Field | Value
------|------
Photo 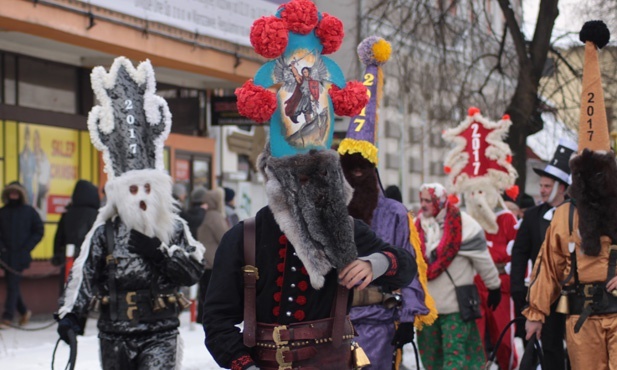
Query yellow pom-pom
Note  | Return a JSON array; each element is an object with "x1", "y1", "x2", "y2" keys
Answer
[{"x1": 372, "y1": 39, "x2": 391, "y2": 63}]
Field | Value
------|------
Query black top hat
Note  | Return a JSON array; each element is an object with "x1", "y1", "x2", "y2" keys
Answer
[{"x1": 533, "y1": 138, "x2": 577, "y2": 185}]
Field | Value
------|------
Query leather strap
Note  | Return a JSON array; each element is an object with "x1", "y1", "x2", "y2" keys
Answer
[
  {"x1": 105, "y1": 220, "x2": 118, "y2": 321},
  {"x1": 331, "y1": 284, "x2": 349, "y2": 348},
  {"x1": 256, "y1": 346, "x2": 318, "y2": 363},
  {"x1": 243, "y1": 217, "x2": 257, "y2": 347}
]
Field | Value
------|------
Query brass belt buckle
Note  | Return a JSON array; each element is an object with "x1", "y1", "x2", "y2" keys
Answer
[
  {"x1": 126, "y1": 291, "x2": 137, "y2": 320},
  {"x1": 272, "y1": 325, "x2": 288, "y2": 346},
  {"x1": 275, "y1": 346, "x2": 292, "y2": 369},
  {"x1": 583, "y1": 285, "x2": 594, "y2": 298}
]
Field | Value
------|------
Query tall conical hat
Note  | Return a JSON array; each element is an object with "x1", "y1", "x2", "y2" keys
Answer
[
  {"x1": 338, "y1": 36, "x2": 391, "y2": 164},
  {"x1": 578, "y1": 20, "x2": 611, "y2": 153}
]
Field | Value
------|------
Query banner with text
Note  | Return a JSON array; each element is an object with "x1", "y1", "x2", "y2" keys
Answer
[{"x1": 78, "y1": 0, "x2": 282, "y2": 46}]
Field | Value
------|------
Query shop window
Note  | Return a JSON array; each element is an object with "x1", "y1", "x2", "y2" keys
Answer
[{"x1": 18, "y1": 56, "x2": 76, "y2": 114}]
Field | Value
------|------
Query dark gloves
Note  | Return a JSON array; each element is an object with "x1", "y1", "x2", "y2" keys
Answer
[
  {"x1": 487, "y1": 288, "x2": 502, "y2": 311},
  {"x1": 128, "y1": 230, "x2": 164, "y2": 262},
  {"x1": 511, "y1": 290, "x2": 528, "y2": 338},
  {"x1": 57, "y1": 314, "x2": 80, "y2": 344},
  {"x1": 391, "y1": 322, "x2": 415, "y2": 349}
]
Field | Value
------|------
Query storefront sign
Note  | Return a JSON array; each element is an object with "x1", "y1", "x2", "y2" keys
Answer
[
  {"x1": 211, "y1": 96, "x2": 256, "y2": 126},
  {"x1": 78, "y1": 0, "x2": 281, "y2": 46}
]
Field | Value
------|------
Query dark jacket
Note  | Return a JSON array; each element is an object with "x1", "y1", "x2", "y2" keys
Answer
[
  {"x1": 203, "y1": 206, "x2": 416, "y2": 368},
  {"x1": 53, "y1": 180, "x2": 100, "y2": 264},
  {"x1": 0, "y1": 182, "x2": 44, "y2": 271},
  {"x1": 180, "y1": 206, "x2": 206, "y2": 240}
]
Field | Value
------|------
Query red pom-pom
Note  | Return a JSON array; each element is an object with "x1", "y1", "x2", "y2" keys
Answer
[
  {"x1": 235, "y1": 80, "x2": 277, "y2": 123},
  {"x1": 468, "y1": 107, "x2": 480, "y2": 116},
  {"x1": 278, "y1": 234, "x2": 288, "y2": 245},
  {"x1": 280, "y1": 0, "x2": 318, "y2": 35},
  {"x1": 273, "y1": 307, "x2": 280, "y2": 317},
  {"x1": 276, "y1": 276, "x2": 284, "y2": 287},
  {"x1": 502, "y1": 114, "x2": 510, "y2": 121},
  {"x1": 296, "y1": 296, "x2": 307, "y2": 305},
  {"x1": 506, "y1": 155, "x2": 512, "y2": 164},
  {"x1": 273, "y1": 292, "x2": 281, "y2": 302},
  {"x1": 300, "y1": 267, "x2": 308, "y2": 275},
  {"x1": 298, "y1": 281, "x2": 308, "y2": 291},
  {"x1": 315, "y1": 13, "x2": 344, "y2": 54},
  {"x1": 278, "y1": 248, "x2": 286, "y2": 259},
  {"x1": 294, "y1": 310, "x2": 306, "y2": 321},
  {"x1": 444, "y1": 166, "x2": 451, "y2": 174},
  {"x1": 447, "y1": 194, "x2": 459, "y2": 206},
  {"x1": 277, "y1": 262, "x2": 285, "y2": 273},
  {"x1": 250, "y1": 16, "x2": 289, "y2": 58},
  {"x1": 329, "y1": 81, "x2": 369, "y2": 117},
  {"x1": 506, "y1": 185, "x2": 519, "y2": 201}
]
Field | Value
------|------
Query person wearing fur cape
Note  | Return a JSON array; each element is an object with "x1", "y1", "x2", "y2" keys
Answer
[
  {"x1": 202, "y1": 2, "x2": 416, "y2": 369},
  {"x1": 55, "y1": 57, "x2": 205, "y2": 369},
  {"x1": 338, "y1": 36, "x2": 437, "y2": 370},
  {"x1": 524, "y1": 21, "x2": 617, "y2": 369}
]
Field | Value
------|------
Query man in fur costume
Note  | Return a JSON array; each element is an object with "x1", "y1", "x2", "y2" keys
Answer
[
  {"x1": 55, "y1": 57, "x2": 205, "y2": 369},
  {"x1": 442, "y1": 108, "x2": 519, "y2": 369},
  {"x1": 415, "y1": 183, "x2": 501, "y2": 369},
  {"x1": 203, "y1": 2, "x2": 416, "y2": 369},
  {"x1": 524, "y1": 21, "x2": 617, "y2": 369},
  {"x1": 338, "y1": 36, "x2": 436, "y2": 370}
]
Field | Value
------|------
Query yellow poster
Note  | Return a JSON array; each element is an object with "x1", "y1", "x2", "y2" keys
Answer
[{"x1": 18, "y1": 123, "x2": 80, "y2": 222}]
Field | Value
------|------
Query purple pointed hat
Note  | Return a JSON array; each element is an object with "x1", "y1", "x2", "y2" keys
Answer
[{"x1": 338, "y1": 36, "x2": 391, "y2": 164}]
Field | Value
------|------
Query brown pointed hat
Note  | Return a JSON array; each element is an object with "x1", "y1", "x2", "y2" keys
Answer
[{"x1": 578, "y1": 20, "x2": 611, "y2": 153}]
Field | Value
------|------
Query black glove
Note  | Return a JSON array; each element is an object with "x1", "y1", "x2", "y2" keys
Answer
[
  {"x1": 511, "y1": 290, "x2": 527, "y2": 338},
  {"x1": 57, "y1": 314, "x2": 80, "y2": 344},
  {"x1": 487, "y1": 288, "x2": 502, "y2": 311},
  {"x1": 128, "y1": 230, "x2": 164, "y2": 261},
  {"x1": 391, "y1": 322, "x2": 415, "y2": 349}
]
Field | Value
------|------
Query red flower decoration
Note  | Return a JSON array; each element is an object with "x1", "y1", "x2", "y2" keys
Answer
[
  {"x1": 277, "y1": 262, "x2": 285, "y2": 273},
  {"x1": 250, "y1": 16, "x2": 289, "y2": 58},
  {"x1": 273, "y1": 306, "x2": 280, "y2": 317},
  {"x1": 506, "y1": 155, "x2": 512, "y2": 164},
  {"x1": 278, "y1": 248, "x2": 287, "y2": 259},
  {"x1": 300, "y1": 267, "x2": 308, "y2": 275},
  {"x1": 506, "y1": 185, "x2": 519, "y2": 201},
  {"x1": 278, "y1": 235, "x2": 288, "y2": 245},
  {"x1": 293, "y1": 310, "x2": 306, "y2": 321},
  {"x1": 280, "y1": 0, "x2": 318, "y2": 35},
  {"x1": 273, "y1": 292, "x2": 281, "y2": 302},
  {"x1": 315, "y1": 13, "x2": 344, "y2": 54},
  {"x1": 276, "y1": 276, "x2": 284, "y2": 287},
  {"x1": 502, "y1": 114, "x2": 510, "y2": 120},
  {"x1": 298, "y1": 281, "x2": 308, "y2": 291},
  {"x1": 468, "y1": 106, "x2": 480, "y2": 116},
  {"x1": 296, "y1": 296, "x2": 307, "y2": 305},
  {"x1": 444, "y1": 165, "x2": 451, "y2": 174},
  {"x1": 235, "y1": 79, "x2": 277, "y2": 123},
  {"x1": 329, "y1": 81, "x2": 369, "y2": 117}
]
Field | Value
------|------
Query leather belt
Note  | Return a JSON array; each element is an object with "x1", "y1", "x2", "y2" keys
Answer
[
  {"x1": 568, "y1": 283, "x2": 617, "y2": 316},
  {"x1": 256, "y1": 317, "x2": 354, "y2": 343}
]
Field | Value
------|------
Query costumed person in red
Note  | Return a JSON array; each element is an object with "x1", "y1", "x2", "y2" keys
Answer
[
  {"x1": 202, "y1": 1, "x2": 417, "y2": 369},
  {"x1": 338, "y1": 36, "x2": 437, "y2": 370},
  {"x1": 442, "y1": 108, "x2": 519, "y2": 369},
  {"x1": 416, "y1": 183, "x2": 501, "y2": 369},
  {"x1": 524, "y1": 21, "x2": 617, "y2": 369}
]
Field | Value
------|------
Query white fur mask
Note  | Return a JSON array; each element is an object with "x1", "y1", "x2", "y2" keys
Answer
[{"x1": 101, "y1": 169, "x2": 176, "y2": 245}]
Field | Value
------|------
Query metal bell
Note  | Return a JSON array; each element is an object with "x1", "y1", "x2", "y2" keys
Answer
[
  {"x1": 101, "y1": 296, "x2": 110, "y2": 305},
  {"x1": 167, "y1": 295, "x2": 177, "y2": 304},
  {"x1": 556, "y1": 292, "x2": 569, "y2": 315},
  {"x1": 152, "y1": 296, "x2": 167, "y2": 312},
  {"x1": 351, "y1": 341, "x2": 371, "y2": 369},
  {"x1": 176, "y1": 292, "x2": 192, "y2": 309}
]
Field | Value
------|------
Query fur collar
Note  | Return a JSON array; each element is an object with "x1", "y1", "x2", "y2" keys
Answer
[{"x1": 259, "y1": 147, "x2": 356, "y2": 289}]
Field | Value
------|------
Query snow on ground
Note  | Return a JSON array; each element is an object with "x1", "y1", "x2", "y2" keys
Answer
[{"x1": 0, "y1": 312, "x2": 524, "y2": 369}]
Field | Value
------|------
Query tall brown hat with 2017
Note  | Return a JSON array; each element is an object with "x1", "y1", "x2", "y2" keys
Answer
[{"x1": 578, "y1": 20, "x2": 611, "y2": 153}]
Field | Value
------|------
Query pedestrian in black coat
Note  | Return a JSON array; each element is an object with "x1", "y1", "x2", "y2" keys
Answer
[
  {"x1": 52, "y1": 180, "x2": 101, "y2": 293},
  {"x1": 0, "y1": 181, "x2": 44, "y2": 325}
]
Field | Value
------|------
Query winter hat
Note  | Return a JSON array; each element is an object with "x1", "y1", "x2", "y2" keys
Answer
[
  {"x1": 224, "y1": 187, "x2": 235, "y2": 203},
  {"x1": 235, "y1": 0, "x2": 369, "y2": 158},
  {"x1": 338, "y1": 36, "x2": 391, "y2": 164},
  {"x1": 172, "y1": 183, "x2": 187, "y2": 200},
  {"x1": 532, "y1": 138, "x2": 577, "y2": 185},
  {"x1": 190, "y1": 186, "x2": 208, "y2": 205},
  {"x1": 578, "y1": 20, "x2": 611, "y2": 153},
  {"x1": 442, "y1": 107, "x2": 518, "y2": 198}
]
